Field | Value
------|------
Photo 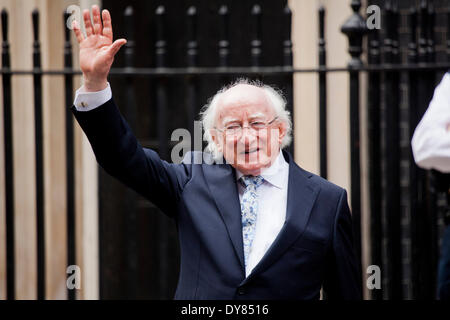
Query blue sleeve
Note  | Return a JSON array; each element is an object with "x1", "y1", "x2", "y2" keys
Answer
[{"x1": 71, "y1": 98, "x2": 191, "y2": 217}]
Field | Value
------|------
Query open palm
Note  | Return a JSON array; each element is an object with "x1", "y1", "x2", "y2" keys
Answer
[{"x1": 73, "y1": 5, "x2": 126, "y2": 91}]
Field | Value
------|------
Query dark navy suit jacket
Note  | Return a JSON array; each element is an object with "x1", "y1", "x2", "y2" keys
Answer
[{"x1": 72, "y1": 98, "x2": 362, "y2": 300}]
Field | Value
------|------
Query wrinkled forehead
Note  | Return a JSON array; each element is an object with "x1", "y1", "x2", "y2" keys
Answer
[{"x1": 215, "y1": 84, "x2": 274, "y2": 123}]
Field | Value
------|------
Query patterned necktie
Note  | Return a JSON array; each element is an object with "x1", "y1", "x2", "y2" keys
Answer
[{"x1": 240, "y1": 175, "x2": 264, "y2": 267}]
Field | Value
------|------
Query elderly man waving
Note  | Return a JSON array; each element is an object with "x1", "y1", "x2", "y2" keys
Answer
[{"x1": 71, "y1": 5, "x2": 361, "y2": 300}]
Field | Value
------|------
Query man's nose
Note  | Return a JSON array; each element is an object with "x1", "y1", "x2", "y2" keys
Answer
[{"x1": 239, "y1": 127, "x2": 257, "y2": 144}]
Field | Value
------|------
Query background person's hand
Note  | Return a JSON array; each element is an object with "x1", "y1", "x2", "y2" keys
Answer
[{"x1": 73, "y1": 5, "x2": 126, "y2": 92}]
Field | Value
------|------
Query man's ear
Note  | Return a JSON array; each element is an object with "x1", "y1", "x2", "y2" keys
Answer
[{"x1": 277, "y1": 122, "x2": 287, "y2": 144}]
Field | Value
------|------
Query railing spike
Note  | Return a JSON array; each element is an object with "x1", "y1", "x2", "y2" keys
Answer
[{"x1": 218, "y1": 5, "x2": 229, "y2": 67}]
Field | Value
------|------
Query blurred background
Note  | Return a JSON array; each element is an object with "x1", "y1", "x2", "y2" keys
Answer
[{"x1": 0, "y1": 0, "x2": 449, "y2": 300}]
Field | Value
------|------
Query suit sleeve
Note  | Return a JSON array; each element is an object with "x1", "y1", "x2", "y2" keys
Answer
[
  {"x1": 323, "y1": 189, "x2": 362, "y2": 300},
  {"x1": 71, "y1": 98, "x2": 191, "y2": 217}
]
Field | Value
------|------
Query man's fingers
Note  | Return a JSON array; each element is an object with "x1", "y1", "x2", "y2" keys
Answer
[
  {"x1": 83, "y1": 9, "x2": 93, "y2": 37},
  {"x1": 109, "y1": 39, "x2": 127, "y2": 57},
  {"x1": 72, "y1": 20, "x2": 84, "y2": 43},
  {"x1": 92, "y1": 5, "x2": 102, "y2": 35},
  {"x1": 102, "y1": 10, "x2": 113, "y2": 41}
]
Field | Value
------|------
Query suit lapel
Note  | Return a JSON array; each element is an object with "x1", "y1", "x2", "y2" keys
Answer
[
  {"x1": 240, "y1": 151, "x2": 320, "y2": 285},
  {"x1": 203, "y1": 162, "x2": 245, "y2": 270}
]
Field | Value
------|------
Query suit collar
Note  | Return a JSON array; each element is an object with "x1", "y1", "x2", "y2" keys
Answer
[
  {"x1": 261, "y1": 151, "x2": 289, "y2": 189},
  {"x1": 235, "y1": 150, "x2": 288, "y2": 190}
]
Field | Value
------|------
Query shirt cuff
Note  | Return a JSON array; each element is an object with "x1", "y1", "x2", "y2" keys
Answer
[{"x1": 73, "y1": 83, "x2": 112, "y2": 112}]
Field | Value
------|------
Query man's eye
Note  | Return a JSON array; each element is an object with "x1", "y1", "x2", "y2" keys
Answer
[
  {"x1": 250, "y1": 121, "x2": 265, "y2": 128},
  {"x1": 226, "y1": 124, "x2": 241, "y2": 130}
]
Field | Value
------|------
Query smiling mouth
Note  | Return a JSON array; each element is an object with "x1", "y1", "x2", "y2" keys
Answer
[{"x1": 242, "y1": 148, "x2": 259, "y2": 155}]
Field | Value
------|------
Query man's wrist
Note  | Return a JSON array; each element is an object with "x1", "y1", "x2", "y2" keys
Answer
[
  {"x1": 74, "y1": 82, "x2": 112, "y2": 111},
  {"x1": 83, "y1": 76, "x2": 108, "y2": 92}
]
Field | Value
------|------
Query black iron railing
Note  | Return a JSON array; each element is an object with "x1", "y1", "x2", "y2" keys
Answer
[{"x1": 1, "y1": 0, "x2": 450, "y2": 300}]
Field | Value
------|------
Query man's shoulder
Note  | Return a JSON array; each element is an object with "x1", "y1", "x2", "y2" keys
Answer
[
  {"x1": 181, "y1": 151, "x2": 217, "y2": 165},
  {"x1": 290, "y1": 160, "x2": 346, "y2": 196}
]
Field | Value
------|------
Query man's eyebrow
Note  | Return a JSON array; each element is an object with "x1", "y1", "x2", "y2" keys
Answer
[
  {"x1": 248, "y1": 112, "x2": 266, "y2": 119},
  {"x1": 222, "y1": 117, "x2": 240, "y2": 125},
  {"x1": 221, "y1": 113, "x2": 267, "y2": 125}
]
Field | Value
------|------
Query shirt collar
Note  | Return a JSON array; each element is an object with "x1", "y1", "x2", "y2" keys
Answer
[{"x1": 235, "y1": 150, "x2": 288, "y2": 189}]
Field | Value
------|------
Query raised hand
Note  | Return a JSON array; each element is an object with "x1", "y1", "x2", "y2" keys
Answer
[{"x1": 72, "y1": 5, "x2": 127, "y2": 92}]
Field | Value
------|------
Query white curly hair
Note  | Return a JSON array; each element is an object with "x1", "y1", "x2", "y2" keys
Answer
[{"x1": 200, "y1": 78, "x2": 293, "y2": 160}]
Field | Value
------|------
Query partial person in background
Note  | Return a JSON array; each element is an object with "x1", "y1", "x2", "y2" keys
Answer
[{"x1": 412, "y1": 71, "x2": 450, "y2": 300}]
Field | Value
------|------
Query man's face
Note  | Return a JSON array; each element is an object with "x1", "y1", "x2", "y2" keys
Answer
[{"x1": 211, "y1": 84, "x2": 286, "y2": 176}]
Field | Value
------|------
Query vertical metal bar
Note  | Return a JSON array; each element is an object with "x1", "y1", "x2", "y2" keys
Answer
[
  {"x1": 416, "y1": 0, "x2": 433, "y2": 299},
  {"x1": 63, "y1": 9, "x2": 76, "y2": 301},
  {"x1": 155, "y1": 4, "x2": 170, "y2": 297},
  {"x1": 251, "y1": 4, "x2": 262, "y2": 80},
  {"x1": 426, "y1": 3, "x2": 435, "y2": 67},
  {"x1": 283, "y1": 4, "x2": 293, "y2": 70},
  {"x1": 283, "y1": 3, "x2": 294, "y2": 156},
  {"x1": 218, "y1": 4, "x2": 230, "y2": 92},
  {"x1": 318, "y1": 6, "x2": 327, "y2": 179},
  {"x1": 348, "y1": 68, "x2": 362, "y2": 280},
  {"x1": 340, "y1": 1, "x2": 366, "y2": 292},
  {"x1": 186, "y1": 6, "x2": 198, "y2": 69},
  {"x1": 155, "y1": 6, "x2": 168, "y2": 159},
  {"x1": 32, "y1": 9, "x2": 45, "y2": 300},
  {"x1": 447, "y1": 5, "x2": 450, "y2": 63},
  {"x1": 418, "y1": 0, "x2": 428, "y2": 68},
  {"x1": 380, "y1": 2, "x2": 393, "y2": 298},
  {"x1": 368, "y1": 25, "x2": 382, "y2": 300},
  {"x1": 416, "y1": 0, "x2": 428, "y2": 300},
  {"x1": 391, "y1": 3, "x2": 402, "y2": 300},
  {"x1": 407, "y1": 6, "x2": 418, "y2": 300},
  {"x1": 218, "y1": 5, "x2": 229, "y2": 69},
  {"x1": 380, "y1": 1, "x2": 402, "y2": 299},
  {"x1": 123, "y1": 6, "x2": 138, "y2": 299},
  {"x1": 186, "y1": 6, "x2": 198, "y2": 138},
  {"x1": 398, "y1": 9, "x2": 412, "y2": 296},
  {"x1": 1, "y1": 8, "x2": 15, "y2": 300},
  {"x1": 426, "y1": 1, "x2": 438, "y2": 299}
]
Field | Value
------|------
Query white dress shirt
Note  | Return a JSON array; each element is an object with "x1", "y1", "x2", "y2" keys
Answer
[
  {"x1": 73, "y1": 84, "x2": 290, "y2": 277},
  {"x1": 412, "y1": 73, "x2": 450, "y2": 172},
  {"x1": 74, "y1": 83, "x2": 112, "y2": 112},
  {"x1": 236, "y1": 151, "x2": 289, "y2": 277}
]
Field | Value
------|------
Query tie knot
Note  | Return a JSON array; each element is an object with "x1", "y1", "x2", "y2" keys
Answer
[{"x1": 241, "y1": 175, "x2": 264, "y2": 189}]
